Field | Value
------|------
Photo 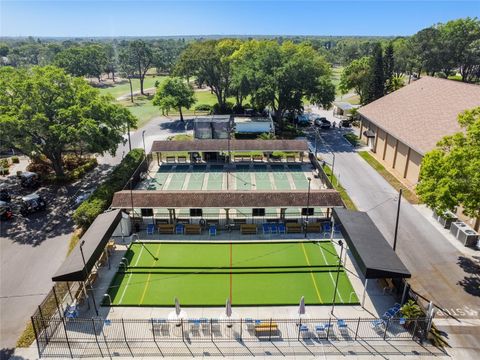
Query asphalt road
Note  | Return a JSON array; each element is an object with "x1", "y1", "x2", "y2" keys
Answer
[{"x1": 307, "y1": 109, "x2": 479, "y2": 354}]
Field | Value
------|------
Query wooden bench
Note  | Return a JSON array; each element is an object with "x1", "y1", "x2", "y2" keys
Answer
[
  {"x1": 166, "y1": 156, "x2": 176, "y2": 163},
  {"x1": 286, "y1": 155, "x2": 296, "y2": 162},
  {"x1": 158, "y1": 224, "x2": 175, "y2": 234},
  {"x1": 253, "y1": 155, "x2": 263, "y2": 162},
  {"x1": 177, "y1": 156, "x2": 187, "y2": 163},
  {"x1": 254, "y1": 323, "x2": 279, "y2": 337},
  {"x1": 240, "y1": 224, "x2": 258, "y2": 235},
  {"x1": 185, "y1": 224, "x2": 202, "y2": 235},
  {"x1": 305, "y1": 223, "x2": 322, "y2": 233},
  {"x1": 286, "y1": 223, "x2": 302, "y2": 233}
]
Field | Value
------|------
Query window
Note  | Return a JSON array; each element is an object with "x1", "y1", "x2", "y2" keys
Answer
[
  {"x1": 252, "y1": 208, "x2": 265, "y2": 217},
  {"x1": 301, "y1": 208, "x2": 314, "y2": 216},
  {"x1": 190, "y1": 208, "x2": 203, "y2": 217},
  {"x1": 141, "y1": 208, "x2": 153, "y2": 217}
]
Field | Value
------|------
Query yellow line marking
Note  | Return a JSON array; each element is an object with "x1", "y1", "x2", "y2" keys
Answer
[
  {"x1": 300, "y1": 242, "x2": 323, "y2": 303},
  {"x1": 139, "y1": 243, "x2": 162, "y2": 305}
]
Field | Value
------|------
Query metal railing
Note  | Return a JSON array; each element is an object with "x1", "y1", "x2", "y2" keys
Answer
[{"x1": 33, "y1": 315, "x2": 430, "y2": 358}]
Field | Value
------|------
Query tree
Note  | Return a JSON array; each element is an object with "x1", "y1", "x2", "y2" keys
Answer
[
  {"x1": 55, "y1": 45, "x2": 108, "y2": 81},
  {"x1": 122, "y1": 40, "x2": 154, "y2": 95},
  {"x1": 0, "y1": 43, "x2": 9, "y2": 57},
  {"x1": 417, "y1": 107, "x2": 480, "y2": 230},
  {"x1": 231, "y1": 40, "x2": 335, "y2": 122},
  {"x1": 365, "y1": 43, "x2": 385, "y2": 103},
  {"x1": 118, "y1": 47, "x2": 137, "y2": 102},
  {"x1": 152, "y1": 77, "x2": 196, "y2": 121},
  {"x1": 440, "y1": 18, "x2": 480, "y2": 82},
  {"x1": 383, "y1": 42, "x2": 395, "y2": 92},
  {"x1": 0, "y1": 66, "x2": 137, "y2": 178},
  {"x1": 174, "y1": 39, "x2": 241, "y2": 113},
  {"x1": 339, "y1": 56, "x2": 371, "y2": 104}
]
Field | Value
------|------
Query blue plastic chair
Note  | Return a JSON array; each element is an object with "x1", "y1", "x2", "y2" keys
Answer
[
  {"x1": 147, "y1": 223, "x2": 155, "y2": 235},
  {"x1": 209, "y1": 225, "x2": 217, "y2": 236},
  {"x1": 175, "y1": 224, "x2": 184, "y2": 234},
  {"x1": 334, "y1": 224, "x2": 342, "y2": 234},
  {"x1": 270, "y1": 223, "x2": 278, "y2": 234},
  {"x1": 322, "y1": 222, "x2": 332, "y2": 237},
  {"x1": 262, "y1": 223, "x2": 270, "y2": 235},
  {"x1": 278, "y1": 223, "x2": 286, "y2": 234}
]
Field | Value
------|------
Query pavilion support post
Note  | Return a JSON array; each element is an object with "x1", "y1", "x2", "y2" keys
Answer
[
  {"x1": 225, "y1": 208, "x2": 230, "y2": 226},
  {"x1": 168, "y1": 209, "x2": 173, "y2": 224},
  {"x1": 401, "y1": 281, "x2": 409, "y2": 305},
  {"x1": 104, "y1": 247, "x2": 111, "y2": 270},
  {"x1": 280, "y1": 208, "x2": 286, "y2": 221},
  {"x1": 172, "y1": 209, "x2": 176, "y2": 222},
  {"x1": 330, "y1": 216, "x2": 335, "y2": 240},
  {"x1": 157, "y1": 152, "x2": 160, "y2": 166},
  {"x1": 362, "y1": 279, "x2": 369, "y2": 308}
]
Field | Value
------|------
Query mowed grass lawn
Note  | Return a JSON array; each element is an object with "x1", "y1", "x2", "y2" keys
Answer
[
  {"x1": 98, "y1": 76, "x2": 169, "y2": 99},
  {"x1": 107, "y1": 241, "x2": 359, "y2": 307}
]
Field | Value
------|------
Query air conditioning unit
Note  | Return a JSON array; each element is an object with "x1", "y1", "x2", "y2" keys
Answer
[
  {"x1": 450, "y1": 221, "x2": 467, "y2": 238},
  {"x1": 436, "y1": 210, "x2": 457, "y2": 229},
  {"x1": 457, "y1": 225, "x2": 479, "y2": 247}
]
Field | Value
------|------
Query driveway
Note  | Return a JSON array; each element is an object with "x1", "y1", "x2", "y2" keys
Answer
[{"x1": 307, "y1": 108, "x2": 479, "y2": 353}]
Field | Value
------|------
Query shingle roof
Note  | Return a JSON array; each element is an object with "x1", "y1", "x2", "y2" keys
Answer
[
  {"x1": 358, "y1": 77, "x2": 480, "y2": 155},
  {"x1": 111, "y1": 190, "x2": 344, "y2": 208},
  {"x1": 150, "y1": 139, "x2": 309, "y2": 153}
]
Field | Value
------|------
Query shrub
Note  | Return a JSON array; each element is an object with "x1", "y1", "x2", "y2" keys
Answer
[
  {"x1": 194, "y1": 103, "x2": 212, "y2": 112},
  {"x1": 11, "y1": 156, "x2": 19, "y2": 164},
  {"x1": 73, "y1": 149, "x2": 144, "y2": 228},
  {"x1": 0, "y1": 158, "x2": 9, "y2": 168},
  {"x1": 68, "y1": 158, "x2": 97, "y2": 181},
  {"x1": 213, "y1": 101, "x2": 234, "y2": 114}
]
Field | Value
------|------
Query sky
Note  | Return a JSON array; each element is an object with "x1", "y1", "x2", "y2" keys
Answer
[{"x1": 1, "y1": 0, "x2": 479, "y2": 37}]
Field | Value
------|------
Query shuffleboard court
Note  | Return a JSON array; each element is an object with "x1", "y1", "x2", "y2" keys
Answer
[
  {"x1": 271, "y1": 164, "x2": 292, "y2": 190},
  {"x1": 187, "y1": 165, "x2": 206, "y2": 190},
  {"x1": 288, "y1": 165, "x2": 309, "y2": 190},
  {"x1": 206, "y1": 165, "x2": 224, "y2": 190},
  {"x1": 234, "y1": 165, "x2": 252, "y2": 190},
  {"x1": 253, "y1": 165, "x2": 272, "y2": 190},
  {"x1": 166, "y1": 165, "x2": 189, "y2": 190},
  {"x1": 107, "y1": 241, "x2": 359, "y2": 307}
]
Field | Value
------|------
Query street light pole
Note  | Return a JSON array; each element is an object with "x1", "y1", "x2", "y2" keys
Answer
[
  {"x1": 331, "y1": 152, "x2": 336, "y2": 185},
  {"x1": 304, "y1": 177, "x2": 312, "y2": 238},
  {"x1": 330, "y1": 239, "x2": 344, "y2": 315},
  {"x1": 393, "y1": 189, "x2": 403, "y2": 252},
  {"x1": 126, "y1": 122, "x2": 132, "y2": 152},
  {"x1": 80, "y1": 240, "x2": 99, "y2": 316}
]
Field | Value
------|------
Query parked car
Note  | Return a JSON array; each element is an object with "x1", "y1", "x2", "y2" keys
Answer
[
  {"x1": 19, "y1": 171, "x2": 40, "y2": 188},
  {"x1": 0, "y1": 201, "x2": 13, "y2": 221},
  {"x1": 296, "y1": 114, "x2": 311, "y2": 126},
  {"x1": 339, "y1": 119, "x2": 353, "y2": 128},
  {"x1": 20, "y1": 193, "x2": 46, "y2": 216},
  {"x1": 74, "y1": 188, "x2": 95, "y2": 206},
  {"x1": 314, "y1": 117, "x2": 331, "y2": 129}
]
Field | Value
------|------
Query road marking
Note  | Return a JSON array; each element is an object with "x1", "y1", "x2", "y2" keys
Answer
[
  {"x1": 300, "y1": 242, "x2": 323, "y2": 303},
  {"x1": 139, "y1": 244, "x2": 162, "y2": 304},
  {"x1": 118, "y1": 244, "x2": 145, "y2": 305},
  {"x1": 317, "y1": 242, "x2": 344, "y2": 303}
]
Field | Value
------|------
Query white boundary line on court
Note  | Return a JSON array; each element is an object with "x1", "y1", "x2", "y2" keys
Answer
[
  {"x1": 118, "y1": 244, "x2": 145, "y2": 304},
  {"x1": 317, "y1": 242, "x2": 344, "y2": 303}
]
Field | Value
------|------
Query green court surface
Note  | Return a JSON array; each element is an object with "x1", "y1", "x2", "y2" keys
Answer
[
  {"x1": 107, "y1": 241, "x2": 359, "y2": 307},
  {"x1": 165, "y1": 165, "x2": 189, "y2": 190},
  {"x1": 187, "y1": 166, "x2": 206, "y2": 190},
  {"x1": 289, "y1": 165, "x2": 309, "y2": 190},
  {"x1": 234, "y1": 165, "x2": 252, "y2": 190},
  {"x1": 271, "y1": 164, "x2": 292, "y2": 190},
  {"x1": 253, "y1": 165, "x2": 272, "y2": 190},
  {"x1": 206, "y1": 165, "x2": 224, "y2": 190}
]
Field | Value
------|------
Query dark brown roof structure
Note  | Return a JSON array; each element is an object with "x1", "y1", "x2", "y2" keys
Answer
[
  {"x1": 150, "y1": 139, "x2": 309, "y2": 153},
  {"x1": 111, "y1": 190, "x2": 344, "y2": 208}
]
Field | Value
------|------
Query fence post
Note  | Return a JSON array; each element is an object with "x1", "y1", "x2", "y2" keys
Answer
[
  {"x1": 383, "y1": 318, "x2": 390, "y2": 340},
  {"x1": 38, "y1": 306, "x2": 49, "y2": 345},
  {"x1": 326, "y1": 317, "x2": 331, "y2": 341},
  {"x1": 269, "y1": 318, "x2": 272, "y2": 341},
  {"x1": 240, "y1": 318, "x2": 242, "y2": 341},
  {"x1": 181, "y1": 319, "x2": 185, "y2": 342},
  {"x1": 151, "y1": 319, "x2": 156, "y2": 343},
  {"x1": 52, "y1": 286, "x2": 62, "y2": 317},
  {"x1": 67, "y1": 281, "x2": 73, "y2": 302},
  {"x1": 210, "y1": 319, "x2": 213, "y2": 342},
  {"x1": 99, "y1": 319, "x2": 112, "y2": 359},
  {"x1": 297, "y1": 319, "x2": 301, "y2": 341},
  {"x1": 121, "y1": 318, "x2": 133, "y2": 357},
  {"x1": 61, "y1": 317, "x2": 73, "y2": 358},
  {"x1": 31, "y1": 316, "x2": 42, "y2": 358},
  {"x1": 92, "y1": 318, "x2": 103, "y2": 357},
  {"x1": 355, "y1": 317, "x2": 360, "y2": 340},
  {"x1": 412, "y1": 319, "x2": 418, "y2": 340}
]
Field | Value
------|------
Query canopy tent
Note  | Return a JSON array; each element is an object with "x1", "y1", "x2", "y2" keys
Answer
[
  {"x1": 111, "y1": 190, "x2": 344, "y2": 209},
  {"x1": 150, "y1": 139, "x2": 309, "y2": 153},
  {"x1": 332, "y1": 208, "x2": 411, "y2": 279},
  {"x1": 52, "y1": 210, "x2": 123, "y2": 282}
]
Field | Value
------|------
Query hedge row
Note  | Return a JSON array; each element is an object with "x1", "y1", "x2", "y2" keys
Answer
[{"x1": 73, "y1": 148, "x2": 145, "y2": 228}]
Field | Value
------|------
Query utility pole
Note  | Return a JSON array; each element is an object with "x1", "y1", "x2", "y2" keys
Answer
[{"x1": 393, "y1": 189, "x2": 402, "y2": 251}]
